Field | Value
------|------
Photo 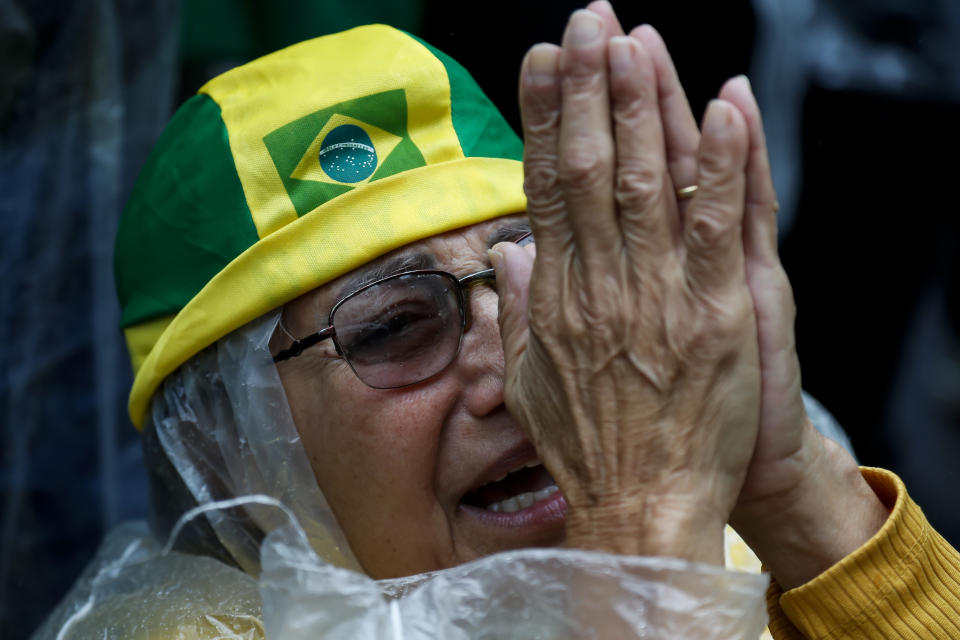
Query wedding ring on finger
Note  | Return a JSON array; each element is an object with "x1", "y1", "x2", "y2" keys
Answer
[{"x1": 676, "y1": 184, "x2": 699, "y2": 200}]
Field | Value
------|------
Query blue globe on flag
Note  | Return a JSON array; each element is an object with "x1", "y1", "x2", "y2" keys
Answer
[{"x1": 318, "y1": 124, "x2": 378, "y2": 183}]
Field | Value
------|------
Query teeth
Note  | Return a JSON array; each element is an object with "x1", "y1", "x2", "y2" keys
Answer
[
  {"x1": 516, "y1": 492, "x2": 535, "y2": 509},
  {"x1": 485, "y1": 460, "x2": 542, "y2": 489},
  {"x1": 486, "y1": 484, "x2": 558, "y2": 513},
  {"x1": 535, "y1": 485, "x2": 558, "y2": 501}
]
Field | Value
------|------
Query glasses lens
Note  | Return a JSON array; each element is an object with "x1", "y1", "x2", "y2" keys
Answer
[{"x1": 333, "y1": 272, "x2": 463, "y2": 388}]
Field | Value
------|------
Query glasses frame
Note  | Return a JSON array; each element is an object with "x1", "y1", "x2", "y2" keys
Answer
[{"x1": 273, "y1": 231, "x2": 533, "y2": 389}]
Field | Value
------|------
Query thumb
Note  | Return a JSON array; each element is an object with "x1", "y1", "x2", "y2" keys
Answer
[{"x1": 489, "y1": 241, "x2": 535, "y2": 363}]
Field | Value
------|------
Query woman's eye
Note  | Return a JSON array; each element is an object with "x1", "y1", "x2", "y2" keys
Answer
[
  {"x1": 344, "y1": 305, "x2": 442, "y2": 362},
  {"x1": 386, "y1": 311, "x2": 424, "y2": 333}
]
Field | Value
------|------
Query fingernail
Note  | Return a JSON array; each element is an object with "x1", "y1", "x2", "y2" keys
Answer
[
  {"x1": 633, "y1": 23, "x2": 654, "y2": 39},
  {"x1": 586, "y1": 0, "x2": 615, "y2": 20},
  {"x1": 488, "y1": 248, "x2": 505, "y2": 274},
  {"x1": 609, "y1": 36, "x2": 633, "y2": 76},
  {"x1": 526, "y1": 44, "x2": 557, "y2": 87},
  {"x1": 703, "y1": 99, "x2": 731, "y2": 136},
  {"x1": 587, "y1": 0, "x2": 613, "y2": 11},
  {"x1": 568, "y1": 10, "x2": 602, "y2": 48}
]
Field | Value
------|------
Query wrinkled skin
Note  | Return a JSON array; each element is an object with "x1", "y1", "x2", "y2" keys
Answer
[
  {"x1": 276, "y1": 1, "x2": 888, "y2": 587},
  {"x1": 492, "y1": 2, "x2": 887, "y2": 582},
  {"x1": 274, "y1": 216, "x2": 561, "y2": 579},
  {"x1": 492, "y1": 6, "x2": 759, "y2": 566}
]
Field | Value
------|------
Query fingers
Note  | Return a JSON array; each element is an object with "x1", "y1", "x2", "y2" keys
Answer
[
  {"x1": 519, "y1": 43, "x2": 566, "y2": 264},
  {"x1": 586, "y1": 0, "x2": 626, "y2": 37},
  {"x1": 719, "y1": 76, "x2": 801, "y2": 406},
  {"x1": 717, "y1": 76, "x2": 779, "y2": 269},
  {"x1": 719, "y1": 77, "x2": 795, "y2": 337},
  {"x1": 520, "y1": 9, "x2": 689, "y2": 282},
  {"x1": 489, "y1": 242, "x2": 535, "y2": 365},
  {"x1": 630, "y1": 25, "x2": 700, "y2": 199},
  {"x1": 555, "y1": 9, "x2": 621, "y2": 262},
  {"x1": 684, "y1": 100, "x2": 749, "y2": 295},
  {"x1": 607, "y1": 36, "x2": 676, "y2": 257}
]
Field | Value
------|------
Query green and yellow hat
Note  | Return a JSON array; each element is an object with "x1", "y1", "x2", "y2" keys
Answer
[{"x1": 115, "y1": 25, "x2": 525, "y2": 428}]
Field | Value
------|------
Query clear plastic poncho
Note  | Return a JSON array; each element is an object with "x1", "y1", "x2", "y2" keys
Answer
[{"x1": 33, "y1": 311, "x2": 772, "y2": 639}]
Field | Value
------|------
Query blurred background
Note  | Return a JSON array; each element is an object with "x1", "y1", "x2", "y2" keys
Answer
[{"x1": 1, "y1": 0, "x2": 957, "y2": 638}]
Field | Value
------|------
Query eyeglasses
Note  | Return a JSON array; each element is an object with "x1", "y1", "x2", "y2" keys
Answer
[{"x1": 273, "y1": 231, "x2": 533, "y2": 388}]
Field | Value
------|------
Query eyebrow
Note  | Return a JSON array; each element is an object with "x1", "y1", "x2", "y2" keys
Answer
[
  {"x1": 487, "y1": 219, "x2": 531, "y2": 248},
  {"x1": 335, "y1": 252, "x2": 436, "y2": 301},
  {"x1": 334, "y1": 218, "x2": 531, "y2": 303}
]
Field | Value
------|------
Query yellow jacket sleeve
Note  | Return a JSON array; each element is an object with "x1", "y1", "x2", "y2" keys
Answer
[{"x1": 767, "y1": 467, "x2": 960, "y2": 639}]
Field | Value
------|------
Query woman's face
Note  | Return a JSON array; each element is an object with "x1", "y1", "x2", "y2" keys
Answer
[{"x1": 274, "y1": 215, "x2": 566, "y2": 579}]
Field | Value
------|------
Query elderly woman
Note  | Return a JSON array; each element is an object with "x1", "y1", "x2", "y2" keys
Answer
[{"x1": 34, "y1": 4, "x2": 960, "y2": 639}]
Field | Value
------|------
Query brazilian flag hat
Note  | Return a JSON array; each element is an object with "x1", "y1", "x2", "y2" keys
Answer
[{"x1": 116, "y1": 25, "x2": 525, "y2": 428}]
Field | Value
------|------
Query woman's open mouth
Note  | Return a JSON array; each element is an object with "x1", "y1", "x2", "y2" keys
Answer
[
  {"x1": 461, "y1": 461, "x2": 559, "y2": 513},
  {"x1": 458, "y1": 457, "x2": 567, "y2": 537}
]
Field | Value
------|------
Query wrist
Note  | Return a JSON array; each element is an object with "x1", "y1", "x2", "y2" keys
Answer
[
  {"x1": 731, "y1": 435, "x2": 888, "y2": 589},
  {"x1": 565, "y1": 492, "x2": 727, "y2": 565}
]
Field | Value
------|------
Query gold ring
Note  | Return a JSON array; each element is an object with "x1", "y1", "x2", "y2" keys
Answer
[{"x1": 676, "y1": 184, "x2": 699, "y2": 200}]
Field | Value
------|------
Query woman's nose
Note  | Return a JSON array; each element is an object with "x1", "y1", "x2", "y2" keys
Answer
[{"x1": 457, "y1": 285, "x2": 506, "y2": 417}]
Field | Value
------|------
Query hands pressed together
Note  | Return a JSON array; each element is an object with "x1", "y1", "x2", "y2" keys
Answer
[{"x1": 491, "y1": 2, "x2": 888, "y2": 585}]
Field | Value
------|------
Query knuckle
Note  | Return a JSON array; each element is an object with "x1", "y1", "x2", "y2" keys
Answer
[
  {"x1": 614, "y1": 166, "x2": 663, "y2": 212},
  {"x1": 563, "y1": 68, "x2": 606, "y2": 97},
  {"x1": 611, "y1": 92, "x2": 652, "y2": 128},
  {"x1": 686, "y1": 292, "x2": 753, "y2": 353},
  {"x1": 523, "y1": 160, "x2": 558, "y2": 193},
  {"x1": 686, "y1": 205, "x2": 737, "y2": 250},
  {"x1": 522, "y1": 104, "x2": 561, "y2": 136},
  {"x1": 698, "y1": 145, "x2": 739, "y2": 177},
  {"x1": 523, "y1": 163, "x2": 564, "y2": 211},
  {"x1": 557, "y1": 141, "x2": 612, "y2": 194}
]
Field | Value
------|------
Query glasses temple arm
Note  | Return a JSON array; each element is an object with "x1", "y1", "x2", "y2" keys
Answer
[{"x1": 273, "y1": 326, "x2": 335, "y2": 363}]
